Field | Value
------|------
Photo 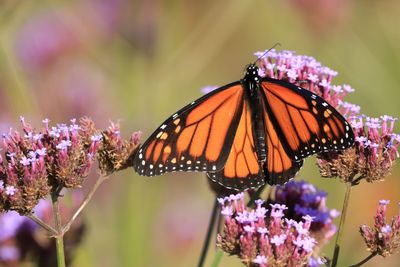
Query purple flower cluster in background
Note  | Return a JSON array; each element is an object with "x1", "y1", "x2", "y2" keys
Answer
[
  {"x1": 360, "y1": 200, "x2": 400, "y2": 257},
  {"x1": 217, "y1": 193, "x2": 326, "y2": 267},
  {"x1": 271, "y1": 180, "x2": 339, "y2": 246},
  {"x1": 0, "y1": 117, "x2": 141, "y2": 214},
  {"x1": 0, "y1": 196, "x2": 85, "y2": 267}
]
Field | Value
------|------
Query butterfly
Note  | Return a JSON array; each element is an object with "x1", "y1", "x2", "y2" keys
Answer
[{"x1": 133, "y1": 63, "x2": 354, "y2": 190}]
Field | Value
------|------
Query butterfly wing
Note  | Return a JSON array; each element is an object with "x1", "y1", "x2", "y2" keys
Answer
[
  {"x1": 263, "y1": 103, "x2": 304, "y2": 185},
  {"x1": 134, "y1": 82, "x2": 245, "y2": 176},
  {"x1": 260, "y1": 78, "x2": 354, "y2": 184},
  {"x1": 207, "y1": 100, "x2": 264, "y2": 190}
]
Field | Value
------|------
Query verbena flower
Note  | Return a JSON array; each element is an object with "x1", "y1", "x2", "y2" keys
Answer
[
  {"x1": 0, "y1": 196, "x2": 84, "y2": 267},
  {"x1": 217, "y1": 193, "x2": 320, "y2": 266},
  {"x1": 359, "y1": 200, "x2": 400, "y2": 257},
  {"x1": 0, "y1": 117, "x2": 141, "y2": 214},
  {"x1": 270, "y1": 180, "x2": 338, "y2": 247},
  {"x1": 317, "y1": 115, "x2": 399, "y2": 183}
]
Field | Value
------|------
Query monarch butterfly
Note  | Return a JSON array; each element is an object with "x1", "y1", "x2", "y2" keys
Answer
[{"x1": 133, "y1": 64, "x2": 354, "y2": 190}]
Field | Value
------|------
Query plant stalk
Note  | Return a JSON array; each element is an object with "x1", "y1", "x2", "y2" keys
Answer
[
  {"x1": 331, "y1": 182, "x2": 352, "y2": 267},
  {"x1": 63, "y1": 175, "x2": 108, "y2": 233},
  {"x1": 26, "y1": 213, "x2": 57, "y2": 235},
  {"x1": 210, "y1": 250, "x2": 223, "y2": 267},
  {"x1": 349, "y1": 252, "x2": 378, "y2": 267},
  {"x1": 197, "y1": 198, "x2": 219, "y2": 267},
  {"x1": 51, "y1": 191, "x2": 66, "y2": 267}
]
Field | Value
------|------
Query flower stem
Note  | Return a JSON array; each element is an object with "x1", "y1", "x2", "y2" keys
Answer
[
  {"x1": 210, "y1": 250, "x2": 223, "y2": 267},
  {"x1": 331, "y1": 182, "x2": 352, "y2": 267},
  {"x1": 247, "y1": 184, "x2": 267, "y2": 207},
  {"x1": 349, "y1": 252, "x2": 378, "y2": 267},
  {"x1": 197, "y1": 198, "x2": 219, "y2": 267},
  {"x1": 51, "y1": 191, "x2": 66, "y2": 267},
  {"x1": 26, "y1": 213, "x2": 57, "y2": 235},
  {"x1": 62, "y1": 175, "x2": 108, "y2": 233}
]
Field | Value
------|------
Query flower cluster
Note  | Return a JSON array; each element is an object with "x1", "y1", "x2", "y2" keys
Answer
[
  {"x1": 317, "y1": 115, "x2": 400, "y2": 183},
  {"x1": 359, "y1": 200, "x2": 400, "y2": 257},
  {"x1": 270, "y1": 180, "x2": 339, "y2": 246},
  {"x1": 255, "y1": 49, "x2": 359, "y2": 115},
  {"x1": 97, "y1": 121, "x2": 141, "y2": 175},
  {"x1": 0, "y1": 117, "x2": 140, "y2": 214},
  {"x1": 0, "y1": 197, "x2": 84, "y2": 267},
  {"x1": 217, "y1": 193, "x2": 322, "y2": 267}
]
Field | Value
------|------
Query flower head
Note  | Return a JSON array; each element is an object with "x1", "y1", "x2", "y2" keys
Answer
[
  {"x1": 0, "y1": 117, "x2": 141, "y2": 214},
  {"x1": 359, "y1": 200, "x2": 400, "y2": 257},
  {"x1": 97, "y1": 121, "x2": 141, "y2": 175},
  {"x1": 270, "y1": 180, "x2": 338, "y2": 246},
  {"x1": 317, "y1": 115, "x2": 400, "y2": 183},
  {"x1": 256, "y1": 49, "x2": 355, "y2": 110},
  {"x1": 217, "y1": 192, "x2": 321, "y2": 266}
]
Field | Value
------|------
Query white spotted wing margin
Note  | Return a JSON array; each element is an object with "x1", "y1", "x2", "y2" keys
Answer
[{"x1": 133, "y1": 81, "x2": 246, "y2": 177}]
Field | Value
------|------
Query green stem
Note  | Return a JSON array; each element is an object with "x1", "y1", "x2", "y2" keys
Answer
[
  {"x1": 210, "y1": 250, "x2": 223, "y2": 267},
  {"x1": 349, "y1": 252, "x2": 378, "y2": 267},
  {"x1": 52, "y1": 191, "x2": 66, "y2": 267},
  {"x1": 247, "y1": 184, "x2": 267, "y2": 207},
  {"x1": 332, "y1": 182, "x2": 352, "y2": 267}
]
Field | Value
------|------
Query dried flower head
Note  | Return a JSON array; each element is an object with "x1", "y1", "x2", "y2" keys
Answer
[
  {"x1": 217, "y1": 193, "x2": 320, "y2": 266},
  {"x1": 317, "y1": 115, "x2": 399, "y2": 183},
  {"x1": 97, "y1": 121, "x2": 141, "y2": 175},
  {"x1": 360, "y1": 200, "x2": 400, "y2": 257},
  {"x1": 270, "y1": 180, "x2": 339, "y2": 247}
]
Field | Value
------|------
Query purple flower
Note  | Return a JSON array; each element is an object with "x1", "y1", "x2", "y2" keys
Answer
[
  {"x1": 56, "y1": 140, "x2": 72, "y2": 150},
  {"x1": 36, "y1": 148, "x2": 47, "y2": 156},
  {"x1": 309, "y1": 256, "x2": 326, "y2": 267},
  {"x1": 379, "y1": 200, "x2": 390, "y2": 205},
  {"x1": 270, "y1": 180, "x2": 338, "y2": 247},
  {"x1": 360, "y1": 200, "x2": 400, "y2": 257},
  {"x1": 253, "y1": 255, "x2": 267, "y2": 265},
  {"x1": 0, "y1": 116, "x2": 141, "y2": 214},
  {"x1": 317, "y1": 114, "x2": 400, "y2": 183},
  {"x1": 270, "y1": 234, "x2": 287, "y2": 246},
  {"x1": 256, "y1": 49, "x2": 356, "y2": 110},
  {"x1": 91, "y1": 134, "x2": 103, "y2": 142},
  {"x1": 5, "y1": 186, "x2": 16, "y2": 196},
  {"x1": 0, "y1": 196, "x2": 85, "y2": 265},
  {"x1": 200, "y1": 85, "x2": 218, "y2": 94},
  {"x1": 19, "y1": 156, "x2": 31, "y2": 166},
  {"x1": 217, "y1": 193, "x2": 320, "y2": 266}
]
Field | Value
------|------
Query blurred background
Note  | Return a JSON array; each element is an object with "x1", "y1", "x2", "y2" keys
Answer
[{"x1": 0, "y1": 0, "x2": 399, "y2": 266}]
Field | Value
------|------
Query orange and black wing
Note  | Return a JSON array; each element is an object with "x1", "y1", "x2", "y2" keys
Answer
[
  {"x1": 207, "y1": 100, "x2": 264, "y2": 190},
  {"x1": 134, "y1": 82, "x2": 245, "y2": 176},
  {"x1": 260, "y1": 78, "x2": 354, "y2": 184}
]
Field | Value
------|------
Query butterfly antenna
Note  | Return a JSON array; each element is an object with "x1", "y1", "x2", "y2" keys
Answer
[{"x1": 253, "y1": 42, "x2": 281, "y2": 64}]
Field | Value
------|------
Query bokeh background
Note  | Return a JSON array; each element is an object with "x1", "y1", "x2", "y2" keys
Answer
[{"x1": 0, "y1": 0, "x2": 399, "y2": 266}]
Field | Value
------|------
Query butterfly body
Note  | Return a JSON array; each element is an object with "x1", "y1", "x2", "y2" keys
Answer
[
  {"x1": 134, "y1": 64, "x2": 354, "y2": 190},
  {"x1": 241, "y1": 64, "x2": 267, "y2": 163}
]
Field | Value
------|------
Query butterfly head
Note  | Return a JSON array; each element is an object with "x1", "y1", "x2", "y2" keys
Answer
[{"x1": 243, "y1": 64, "x2": 260, "y2": 83}]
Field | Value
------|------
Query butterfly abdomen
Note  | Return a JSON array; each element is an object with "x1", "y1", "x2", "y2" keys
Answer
[{"x1": 242, "y1": 64, "x2": 267, "y2": 163}]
